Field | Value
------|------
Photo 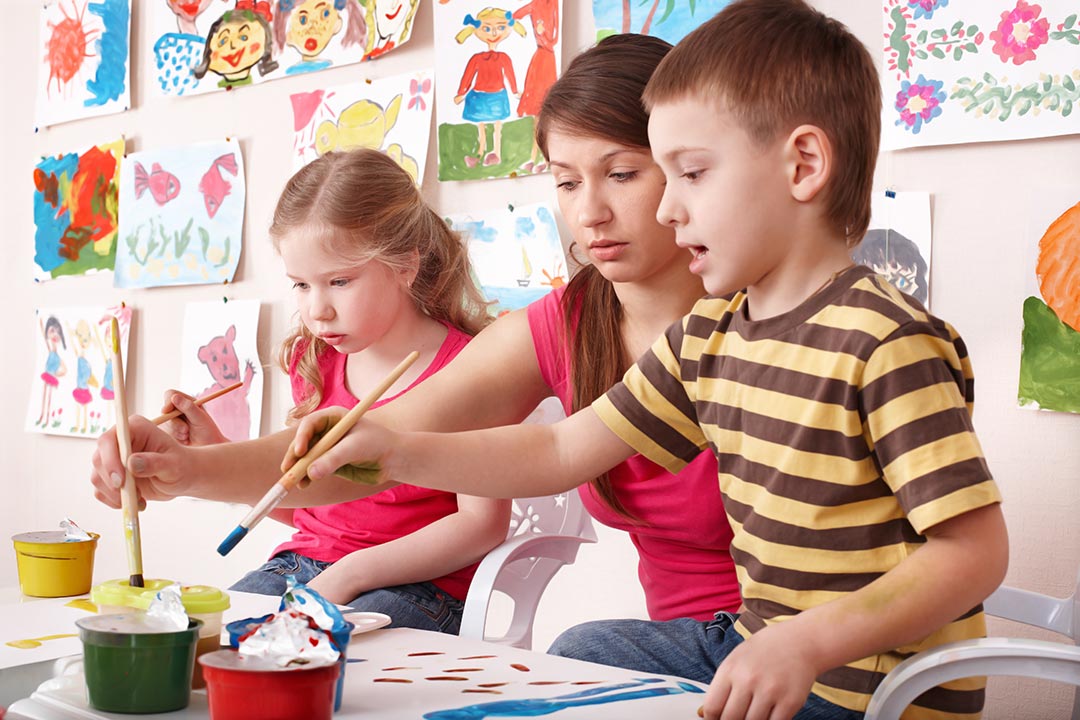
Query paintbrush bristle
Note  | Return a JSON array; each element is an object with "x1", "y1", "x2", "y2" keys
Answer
[
  {"x1": 217, "y1": 526, "x2": 248, "y2": 557},
  {"x1": 129, "y1": 574, "x2": 144, "y2": 588}
]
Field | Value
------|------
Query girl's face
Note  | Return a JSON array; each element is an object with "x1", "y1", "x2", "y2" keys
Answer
[
  {"x1": 279, "y1": 228, "x2": 414, "y2": 355},
  {"x1": 375, "y1": 0, "x2": 409, "y2": 39},
  {"x1": 208, "y1": 16, "x2": 267, "y2": 77},
  {"x1": 476, "y1": 16, "x2": 512, "y2": 45},
  {"x1": 47, "y1": 325, "x2": 61, "y2": 347},
  {"x1": 75, "y1": 322, "x2": 92, "y2": 348},
  {"x1": 167, "y1": 0, "x2": 215, "y2": 21},
  {"x1": 286, "y1": 0, "x2": 342, "y2": 58},
  {"x1": 546, "y1": 129, "x2": 685, "y2": 286}
]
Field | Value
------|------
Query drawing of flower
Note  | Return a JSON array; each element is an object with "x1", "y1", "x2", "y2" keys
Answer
[
  {"x1": 990, "y1": 1, "x2": 1050, "y2": 65},
  {"x1": 895, "y1": 75, "x2": 947, "y2": 133},
  {"x1": 908, "y1": 0, "x2": 947, "y2": 21}
]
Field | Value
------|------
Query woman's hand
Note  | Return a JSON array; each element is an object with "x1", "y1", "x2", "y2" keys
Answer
[
  {"x1": 160, "y1": 390, "x2": 230, "y2": 446},
  {"x1": 90, "y1": 417, "x2": 194, "y2": 508}
]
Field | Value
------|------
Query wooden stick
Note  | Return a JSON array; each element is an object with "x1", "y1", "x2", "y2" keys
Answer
[
  {"x1": 217, "y1": 351, "x2": 419, "y2": 555},
  {"x1": 109, "y1": 316, "x2": 144, "y2": 587},
  {"x1": 149, "y1": 381, "x2": 244, "y2": 426}
]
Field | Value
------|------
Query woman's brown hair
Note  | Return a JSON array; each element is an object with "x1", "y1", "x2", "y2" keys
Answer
[
  {"x1": 535, "y1": 34, "x2": 672, "y2": 520},
  {"x1": 271, "y1": 148, "x2": 492, "y2": 421}
]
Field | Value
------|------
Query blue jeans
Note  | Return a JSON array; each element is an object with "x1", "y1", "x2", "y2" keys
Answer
[
  {"x1": 229, "y1": 551, "x2": 465, "y2": 634},
  {"x1": 548, "y1": 612, "x2": 863, "y2": 720}
]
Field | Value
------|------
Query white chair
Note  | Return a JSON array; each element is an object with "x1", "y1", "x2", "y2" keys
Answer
[
  {"x1": 459, "y1": 491, "x2": 597, "y2": 649},
  {"x1": 866, "y1": 569, "x2": 1080, "y2": 720}
]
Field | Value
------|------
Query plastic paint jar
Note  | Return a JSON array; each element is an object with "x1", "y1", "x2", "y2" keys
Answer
[
  {"x1": 226, "y1": 616, "x2": 354, "y2": 711},
  {"x1": 90, "y1": 578, "x2": 230, "y2": 689},
  {"x1": 200, "y1": 649, "x2": 340, "y2": 720},
  {"x1": 12, "y1": 531, "x2": 99, "y2": 598},
  {"x1": 77, "y1": 613, "x2": 202, "y2": 713}
]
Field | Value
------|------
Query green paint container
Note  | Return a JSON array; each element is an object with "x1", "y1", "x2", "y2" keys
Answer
[{"x1": 77, "y1": 614, "x2": 202, "y2": 713}]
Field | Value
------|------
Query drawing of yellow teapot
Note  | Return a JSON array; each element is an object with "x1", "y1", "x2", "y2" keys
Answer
[{"x1": 314, "y1": 94, "x2": 420, "y2": 181}]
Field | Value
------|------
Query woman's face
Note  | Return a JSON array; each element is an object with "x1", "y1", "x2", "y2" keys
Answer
[
  {"x1": 546, "y1": 129, "x2": 684, "y2": 286},
  {"x1": 286, "y1": 0, "x2": 343, "y2": 58},
  {"x1": 207, "y1": 15, "x2": 267, "y2": 78}
]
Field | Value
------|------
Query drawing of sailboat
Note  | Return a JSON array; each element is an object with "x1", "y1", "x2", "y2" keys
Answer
[{"x1": 517, "y1": 244, "x2": 532, "y2": 287}]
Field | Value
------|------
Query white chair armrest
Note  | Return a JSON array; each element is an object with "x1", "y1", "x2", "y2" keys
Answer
[
  {"x1": 866, "y1": 638, "x2": 1080, "y2": 720},
  {"x1": 460, "y1": 532, "x2": 597, "y2": 647},
  {"x1": 984, "y1": 586, "x2": 1075, "y2": 636}
]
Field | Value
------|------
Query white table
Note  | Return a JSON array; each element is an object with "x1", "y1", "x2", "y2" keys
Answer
[{"x1": 7, "y1": 627, "x2": 707, "y2": 719}]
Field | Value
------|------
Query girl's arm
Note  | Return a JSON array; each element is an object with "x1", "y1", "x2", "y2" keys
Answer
[
  {"x1": 501, "y1": 53, "x2": 519, "y2": 95},
  {"x1": 456, "y1": 54, "x2": 481, "y2": 98},
  {"x1": 306, "y1": 495, "x2": 511, "y2": 605}
]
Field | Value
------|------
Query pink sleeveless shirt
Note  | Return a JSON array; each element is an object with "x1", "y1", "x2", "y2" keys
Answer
[
  {"x1": 528, "y1": 287, "x2": 740, "y2": 620},
  {"x1": 273, "y1": 327, "x2": 478, "y2": 601}
]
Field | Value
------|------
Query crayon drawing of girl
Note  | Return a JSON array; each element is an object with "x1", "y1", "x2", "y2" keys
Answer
[
  {"x1": 35, "y1": 316, "x2": 67, "y2": 428},
  {"x1": 453, "y1": 8, "x2": 526, "y2": 168}
]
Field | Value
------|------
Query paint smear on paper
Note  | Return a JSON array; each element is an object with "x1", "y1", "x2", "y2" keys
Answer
[{"x1": 1018, "y1": 296, "x2": 1080, "y2": 413}]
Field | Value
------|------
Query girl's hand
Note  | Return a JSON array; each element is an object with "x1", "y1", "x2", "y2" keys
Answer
[
  {"x1": 454, "y1": 93, "x2": 466, "y2": 104},
  {"x1": 90, "y1": 417, "x2": 192, "y2": 508},
  {"x1": 305, "y1": 566, "x2": 355, "y2": 606},
  {"x1": 160, "y1": 390, "x2": 229, "y2": 446}
]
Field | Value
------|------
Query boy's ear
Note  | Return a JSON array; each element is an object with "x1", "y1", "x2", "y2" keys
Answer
[{"x1": 784, "y1": 124, "x2": 831, "y2": 203}]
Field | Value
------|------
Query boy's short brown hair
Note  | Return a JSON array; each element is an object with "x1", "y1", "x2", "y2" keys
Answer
[{"x1": 644, "y1": 0, "x2": 880, "y2": 243}]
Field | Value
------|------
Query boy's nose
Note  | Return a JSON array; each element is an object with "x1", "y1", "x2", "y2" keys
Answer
[{"x1": 655, "y1": 187, "x2": 684, "y2": 228}]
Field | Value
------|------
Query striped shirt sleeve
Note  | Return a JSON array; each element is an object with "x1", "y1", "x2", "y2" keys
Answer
[
  {"x1": 861, "y1": 320, "x2": 1001, "y2": 534},
  {"x1": 592, "y1": 316, "x2": 708, "y2": 474}
]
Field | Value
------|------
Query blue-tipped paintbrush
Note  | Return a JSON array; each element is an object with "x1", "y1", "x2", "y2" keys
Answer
[{"x1": 217, "y1": 351, "x2": 419, "y2": 556}]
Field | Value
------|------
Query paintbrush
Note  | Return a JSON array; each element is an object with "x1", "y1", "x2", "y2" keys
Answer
[
  {"x1": 150, "y1": 381, "x2": 244, "y2": 425},
  {"x1": 217, "y1": 351, "x2": 419, "y2": 556},
  {"x1": 109, "y1": 316, "x2": 144, "y2": 588}
]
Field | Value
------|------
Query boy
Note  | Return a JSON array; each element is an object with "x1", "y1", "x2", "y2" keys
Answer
[{"x1": 199, "y1": 1, "x2": 1013, "y2": 717}]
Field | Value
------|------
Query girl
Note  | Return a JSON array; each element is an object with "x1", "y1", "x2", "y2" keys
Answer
[
  {"x1": 69, "y1": 319, "x2": 98, "y2": 435},
  {"x1": 193, "y1": 3, "x2": 279, "y2": 89},
  {"x1": 173, "y1": 148, "x2": 508, "y2": 631},
  {"x1": 92, "y1": 36, "x2": 739, "y2": 632},
  {"x1": 453, "y1": 8, "x2": 527, "y2": 168},
  {"x1": 36, "y1": 316, "x2": 67, "y2": 427}
]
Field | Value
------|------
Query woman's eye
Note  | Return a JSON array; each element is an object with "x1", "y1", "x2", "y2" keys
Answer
[{"x1": 610, "y1": 171, "x2": 637, "y2": 182}]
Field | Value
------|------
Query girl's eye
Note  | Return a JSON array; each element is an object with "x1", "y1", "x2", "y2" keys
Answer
[
  {"x1": 330, "y1": 278, "x2": 350, "y2": 287},
  {"x1": 610, "y1": 170, "x2": 638, "y2": 183},
  {"x1": 218, "y1": 37, "x2": 227, "y2": 46},
  {"x1": 300, "y1": 15, "x2": 307, "y2": 24},
  {"x1": 322, "y1": 9, "x2": 330, "y2": 17},
  {"x1": 240, "y1": 33, "x2": 249, "y2": 41}
]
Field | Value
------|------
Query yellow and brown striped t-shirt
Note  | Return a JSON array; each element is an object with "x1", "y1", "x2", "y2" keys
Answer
[{"x1": 592, "y1": 265, "x2": 1002, "y2": 719}]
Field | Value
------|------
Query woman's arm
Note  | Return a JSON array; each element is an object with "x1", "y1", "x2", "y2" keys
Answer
[{"x1": 306, "y1": 495, "x2": 512, "y2": 604}]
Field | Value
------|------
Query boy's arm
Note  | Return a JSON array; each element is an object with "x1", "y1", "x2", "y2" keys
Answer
[
  {"x1": 306, "y1": 496, "x2": 512, "y2": 605},
  {"x1": 306, "y1": 406, "x2": 637, "y2": 499},
  {"x1": 700, "y1": 502, "x2": 1008, "y2": 720}
]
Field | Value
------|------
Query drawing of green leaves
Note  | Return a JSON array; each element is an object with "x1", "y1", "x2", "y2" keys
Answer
[
  {"x1": 1051, "y1": 14, "x2": 1079, "y2": 44},
  {"x1": 199, "y1": 226, "x2": 210, "y2": 258},
  {"x1": 952, "y1": 72, "x2": 1080, "y2": 120},
  {"x1": 174, "y1": 218, "x2": 194, "y2": 258}
]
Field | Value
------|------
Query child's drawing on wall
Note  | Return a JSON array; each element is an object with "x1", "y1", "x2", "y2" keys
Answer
[
  {"x1": 852, "y1": 229, "x2": 929, "y2": 304},
  {"x1": 26, "y1": 306, "x2": 132, "y2": 439},
  {"x1": 193, "y1": 3, "x2": 278, "y2": 89},
  {"x1": 291, "y1": 71, "x2": 434, "y2": 182},
  {"x1": 180, "y1": 300, "x2": 263, "y2": 442},
  {"x1": 453, "y1": 9, "x2": 526, "y2": 169},
  {"x1": 512, "y1": 0, "x2": 558, "y2": 172},
  {"x1": 166, "y1": 0, "x2": 225, "y2": 33},
  {"x1": 363, "y1": 0, "x2": 421, "y2": 59},
  {"x1": 273, "y1": 0, "x2": 366, "y2": 75}
]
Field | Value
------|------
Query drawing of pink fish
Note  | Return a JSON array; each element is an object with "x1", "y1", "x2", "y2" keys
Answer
[
  {"x1": 133, "y1": 162, "x2": 181, "y2": 206},
  {"x1": 198, "y1": 154, "x2": 239, "y2": 219}
]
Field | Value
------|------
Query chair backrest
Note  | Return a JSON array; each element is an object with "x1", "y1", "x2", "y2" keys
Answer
[{"x1": 506, "y1": 491, "x2": 597, "y2": 542}]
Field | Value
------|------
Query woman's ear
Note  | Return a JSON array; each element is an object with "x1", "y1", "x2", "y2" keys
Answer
[{"x1": 784, "y1": 124, "x2": 832, "y2": 203}]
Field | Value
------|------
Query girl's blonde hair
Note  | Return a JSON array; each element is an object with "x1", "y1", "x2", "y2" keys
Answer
[
  {"x1": 272, "y1": 149, "x2": 492, "y2": 421},
  {"x1": 454, "y1": 8, "x2": 527, "y2": 44}
]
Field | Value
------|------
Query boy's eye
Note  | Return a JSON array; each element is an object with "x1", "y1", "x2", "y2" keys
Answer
[
  {"x1": 681, "y1": 170, "x2": 703, "y2": 181},
  {"x1": 292, "y1": 282, "x2": 309, "y2": 290}
]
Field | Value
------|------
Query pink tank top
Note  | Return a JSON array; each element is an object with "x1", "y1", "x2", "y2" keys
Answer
[
  {"x1": 527, "y1": 287, "x2": 740, "y2": 620},
  {"x1": 273, "y1": 326, "x2": 477, "y2": 601}
]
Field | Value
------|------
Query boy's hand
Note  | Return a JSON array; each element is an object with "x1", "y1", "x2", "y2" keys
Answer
[
  {"x1": 90, "y1": 417, "x2": 192, "y2": 508},
  {"x1": 160, "y1": 390, "x2": 229, "y2": 446},
  {"x1": 701, "y1": 623, "x2": 819, "y2": 720}
]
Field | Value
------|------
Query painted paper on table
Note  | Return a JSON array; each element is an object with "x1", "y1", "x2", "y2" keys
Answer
[
  {"x1": 449, "y1": 202, "x2": 567, "y2": 315},
  {"x1": 114, "y1": 139, "x2": 245, "y2": 288},
  {"x1": 150, "y1": 0, "x2": 421, "y2": 98},
  {"x1": 592, "y1": 0, "x2": 729, "y2": 44},
  {"x1": 852, "y1": 191, "x2": 933, "y2": 306},
  {"x1": 1018, "y1": 195, "x2": 1080, "y2": 413},
  {"x1": 883, "y1": 0, "x2": 1080, "y2": 150},
  {"x1": 291, "y1": 69, "x2": 434, "y2": 183},
  {"x1": 33, "y1": 138, "x2": 124, "y2": 282},
  {"x1": 435, "y1": 0, "x2": 562, "y2": 181},
  {"x1": 180, "y1": 300, "x2": 262, "y2": 441},
  {"x1": 25, "y1": 305, "x2": 132, "y2": 438},
  {"x1": 35, "y1": 0, "x2": 131, "y2": 129}
]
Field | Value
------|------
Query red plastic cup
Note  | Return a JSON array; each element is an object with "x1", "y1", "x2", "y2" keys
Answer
[{"x1": 199, "y1": 650, "x2": 340, "y2": 720}]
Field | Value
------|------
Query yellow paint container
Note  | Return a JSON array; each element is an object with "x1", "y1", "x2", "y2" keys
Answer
[{"x1": 12, "y1": 531, "x2": 99, "y2": 598}]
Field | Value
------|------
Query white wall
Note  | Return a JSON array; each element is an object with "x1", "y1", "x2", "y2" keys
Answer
[{"x1": 4, "y1": 1, "x2": 1080, "y2": 718}]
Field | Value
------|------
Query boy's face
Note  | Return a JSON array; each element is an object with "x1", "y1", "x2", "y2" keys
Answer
[{"x1": 650, "y1": 97, "x2": 792, "y2": 296}]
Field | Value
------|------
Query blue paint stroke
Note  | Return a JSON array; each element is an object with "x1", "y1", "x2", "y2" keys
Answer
[
  {"x1": 591, "y1": 0, "x2": 731, "y2": 43},
  {"x1": 85, "y1": 0, "x2": 129, "y2": 107},
  {"x1": 534, "y1": 206, "x2": 558, "y2": 240},
  {"x1": 457, "y1": 219, "x2": 498, "y2": 244},
  {"x1": 514, "y1": 216, "x2": 536, "y2": 238},
  {"x1": 34, "y1": 153, "x2": 79, "y2": 274},
  {"x1": 154, "y1": 33, "x2": 204, "y2": 96},
  {"x1": 422, "y1": 677, "x2": 704, "y2": 719}
]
